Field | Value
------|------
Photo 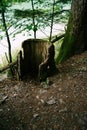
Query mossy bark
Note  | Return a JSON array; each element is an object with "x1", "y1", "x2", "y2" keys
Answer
[{"x1": 57, "y1": 0, "x2": 87, "y2": 63}]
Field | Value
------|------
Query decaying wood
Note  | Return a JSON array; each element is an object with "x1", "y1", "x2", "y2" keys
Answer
[
  {"x1": 39, "y1": 44, "x2": 57, "y2": 81},
  {"x1": 5, "y1": 52, "x2": 15, "y2": 77},
  {"x1": 22, "y1": 39, "x2": 48, "y2": 76},
  {"x1": 0, "y1": 96, "x2": 8, "y2": 105},
  {"x1": 51, "y1": 33, "x2": 65, "y2": 43},
  {"x1": 0, "y1": 61, "x2": 17, "y2": 73},
  {"x1": 17, "y1": 50, "x2": 23, "y2": 80}
]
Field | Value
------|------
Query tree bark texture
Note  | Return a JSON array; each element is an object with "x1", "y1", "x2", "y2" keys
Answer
[
  {"x1": 57, "y1": 0, "x2": 87, "y2": 63},
  {"x1": 22, "y1": 39, "x2": 48, "y2": 77},
  {"x1": 39, "y1": 43, "x2": 57, "y2": 82}
]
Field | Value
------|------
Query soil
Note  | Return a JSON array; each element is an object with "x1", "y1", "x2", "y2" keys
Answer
[{"x1": 0, "y1": 51, "x2": 87, "y2": 130}]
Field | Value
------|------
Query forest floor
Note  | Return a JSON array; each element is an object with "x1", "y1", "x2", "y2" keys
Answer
[{"x1": 0, "y1": 51, "x2": 87, "y2": 130}]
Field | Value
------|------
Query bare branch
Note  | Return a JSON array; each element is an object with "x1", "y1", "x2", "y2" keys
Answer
[{"x1": 51, "y1": 33, "x2": 65, "y2": 43}]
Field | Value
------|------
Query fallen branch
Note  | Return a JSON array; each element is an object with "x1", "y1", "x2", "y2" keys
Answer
[
  {"x1": 0, "y1": 96, "x2": 8, "y2": 105},
  {"x1": 51, "y1": 33, "x2": 65, "y2": 43},
  {"x1": 0, "y1": 61, "x2": 17, "y2": 73}
]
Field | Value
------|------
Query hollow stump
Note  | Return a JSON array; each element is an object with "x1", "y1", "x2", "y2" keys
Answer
[{"x1": 22, "y1": 39, "x2": 48, "y2": 77}]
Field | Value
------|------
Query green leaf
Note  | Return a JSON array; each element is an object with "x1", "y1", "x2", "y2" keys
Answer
[{"x1": 27, "y1": 24, "x2": 33, "y2": 30}]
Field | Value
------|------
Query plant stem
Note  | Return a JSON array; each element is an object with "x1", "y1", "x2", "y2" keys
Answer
[
  {"x1": 0, "y1": 0, "x2": 14, "y2": 76},
  {"x1": 49, "y1": 0, "x2": 55, "y2": 43},
  {"x1": 31, "y1": 0, "x2": 36, "y2": 39},
  {"x1": 1, "y1": 4, "x2": 12, "y2": 63}
]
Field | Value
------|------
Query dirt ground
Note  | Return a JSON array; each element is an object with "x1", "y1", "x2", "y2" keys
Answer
[{"x1": 0, "y1": 51, "x2": 87, "y2": 130}]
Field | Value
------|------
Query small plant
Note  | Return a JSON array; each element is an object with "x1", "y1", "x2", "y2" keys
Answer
[{"x1": 40, "y1": 78, "x2": 50, "y2": 88}]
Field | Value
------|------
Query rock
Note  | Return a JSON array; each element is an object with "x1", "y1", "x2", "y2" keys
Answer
[
  {"x1": 33, "y1": 114, "x2": 39, "y2": 119},
  {"x1": 59, "y1": 107, "x2": 67, "y2": 113},
  {"x1": 46, "y1": 97, "x2": 56, "y2": 105},
  {"x1": 0, "y1": 109, "x2": 3, "y2": 112},
  {"x1": 39, "y1": 89, "x2": 47, "y2": 94},
  {"x1": 40, "y1": 99, "x2": 45, "y2": 104},
  {"x1": 59, "y1": 98, "x2": 64, "y2": 104}
]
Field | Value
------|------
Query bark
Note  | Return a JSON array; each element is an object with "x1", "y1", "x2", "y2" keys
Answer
[
  {"x1": 0, "y1": 61, "x2": 16, "y2": 73},
  {"x1": 57, "y1": 0, "x2": 87, "y2": 63},
  {"x1": 0, "y1": 0, "x2": 14, "y2": 76},
  {"x1": 1, "y1": 1, "x2": 12, "y2": 63},
  {"x1": 17, "y1": 50, "x2": 23, "y2": 80},
  {"x1": 22, "y1": 39, "x2": 48, "y2": 77},
  {"x1": 39, "y1": 44, "x2": 57, "y2": 82}
]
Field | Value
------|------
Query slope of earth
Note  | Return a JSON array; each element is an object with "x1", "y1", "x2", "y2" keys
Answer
[{"x1": 0, "y1": 51, "x2": 87, "y2": 130}]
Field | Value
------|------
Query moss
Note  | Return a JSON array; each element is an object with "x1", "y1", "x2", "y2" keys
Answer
[
  {"x1": 59, "y1": 35, "x2": 76, "y2": 63},
  {"x1": 56, "y1": 14, "x2": 77, "y2": 63}
]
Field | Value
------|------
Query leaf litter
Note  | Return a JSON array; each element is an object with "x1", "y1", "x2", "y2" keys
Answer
[{"x1": 0, "y1": 51, "x2": 87, "y2": 130}]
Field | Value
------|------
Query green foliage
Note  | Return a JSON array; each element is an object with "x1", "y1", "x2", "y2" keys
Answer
[
  {"x1": 0, "y1": 0, "x2": 71, "y2": 65},
  {"x1": 0, "y1": 0, "x2": 71, "y2": 40}
]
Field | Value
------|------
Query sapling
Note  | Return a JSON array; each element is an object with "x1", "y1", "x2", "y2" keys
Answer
[{"x1": 31, "y1": 0, "x2": 36, "y2": 39}]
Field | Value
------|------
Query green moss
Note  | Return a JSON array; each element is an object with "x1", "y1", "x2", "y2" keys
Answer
[
  {"x1": 54, "y1": 38, "x2": 63, "y2": 62},
  {"x1": 56, "y1": 14, "x2": 77, "y2": 63}
]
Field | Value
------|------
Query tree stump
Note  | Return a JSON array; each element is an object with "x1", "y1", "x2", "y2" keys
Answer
[
  {"x1": 39, "y1": 44, "x2": 57, "y2": 81},
  {"x1": 17, "y1": 50, "x2": 24, "y2": 80},
  {"x1": 22, "y1": 39, "x2": 48, "y2": 77}
]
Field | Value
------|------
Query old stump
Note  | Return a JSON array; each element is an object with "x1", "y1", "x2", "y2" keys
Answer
[{"x1": 22, "y1": 39, "x2": 48, "y2": 77}]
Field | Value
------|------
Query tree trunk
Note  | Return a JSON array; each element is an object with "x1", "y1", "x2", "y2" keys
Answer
[
  {"x1": 22, "y1": 39, "x2": 48, "y2": 77},
  {"x1": 1, "y1": 1, "x2": 12, "y2": 63},
  {"x1": 0, "y1": 0, "x2": 14, "y2": 76},
  {"x1": 57, "y1": 0, "x2": 87, "y2": 63},
  {"x1": 31, "y1": 0, "x2": 36, "y2": 39}
]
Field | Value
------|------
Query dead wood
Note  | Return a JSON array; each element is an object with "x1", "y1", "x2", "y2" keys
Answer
[
  {"x1": 39, "y1": 44, "x2": 57, "y2": 82},
  {"x1": 22, "y1": 39, "x2": 48, "y2": 76},
  {"x1": 0, "y1": 61, "x2": 17, "y2": 73},
  {"x1": 51, "y1": 33, "x2": 65, "y2": 43}
]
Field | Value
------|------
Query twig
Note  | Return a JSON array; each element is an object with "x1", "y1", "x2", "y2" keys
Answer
[
  {"x1": 5, "y1": 52, "x2": 10, "y2": 63},
  {"x1": 39, "y1": 28, "x2": 49, "y2": 38},
  {"x1": 0, "y1": 61, "x2": 17, "y2": 73}
]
